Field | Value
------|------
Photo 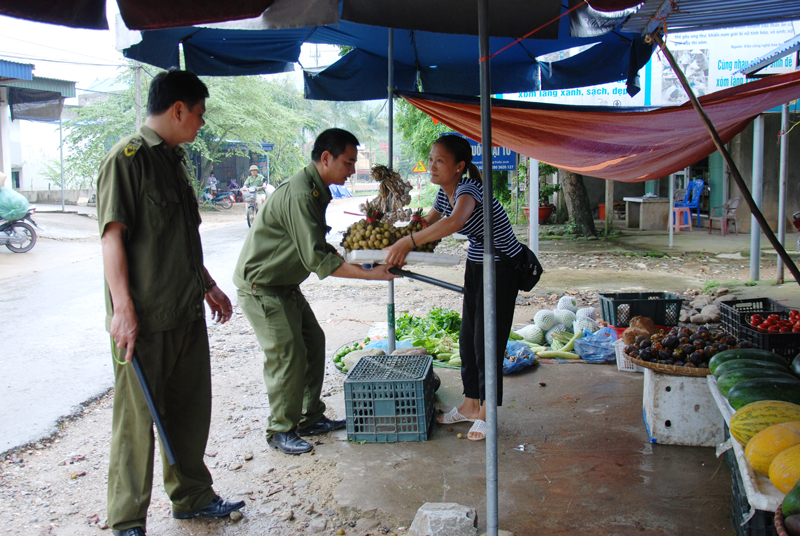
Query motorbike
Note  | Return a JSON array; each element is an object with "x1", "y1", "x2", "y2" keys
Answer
[
  {"x1": 199, "y1": 188, "x2": 234, "y2": 209},
  {"x1": 244, "y1": 186, "x2": 262, "y2": 228},
  {"x1": 0, "y1": 207, "x2": 38, "y2": 253}
]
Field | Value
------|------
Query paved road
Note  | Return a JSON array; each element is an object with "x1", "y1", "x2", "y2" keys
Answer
[{"x1": 0, "y1": 196, "x2": 363, "y2": 454}]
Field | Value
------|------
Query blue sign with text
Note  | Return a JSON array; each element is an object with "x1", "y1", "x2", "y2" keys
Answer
[{"x1": 441, "y1": 132, "x2": 516, "y2": 171}]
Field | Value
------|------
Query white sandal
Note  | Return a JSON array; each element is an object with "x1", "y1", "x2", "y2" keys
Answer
[
  {"x1": 468, "y1": 419, "x2": 487, "y2": 441},
  {"x1": 438, "y1": 407, "x2": 475, "y2": 424}
]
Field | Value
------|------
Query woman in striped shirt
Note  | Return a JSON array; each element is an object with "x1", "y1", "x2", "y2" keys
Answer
[{"x1": 384, "y1": 135, "x2": 522, "y2": 441}]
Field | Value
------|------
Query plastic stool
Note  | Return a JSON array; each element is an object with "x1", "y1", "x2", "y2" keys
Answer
[{"x1": 669, "y1": 207, "x2": 692, "y2": 232}]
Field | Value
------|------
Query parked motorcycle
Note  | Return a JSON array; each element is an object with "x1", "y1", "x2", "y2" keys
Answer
[
  {"x1": 199, "y1": 188, "x2": 234, "y2": 209},
  {"x1": 0, "y1": 207, "x2": 38, "y2": 253}
]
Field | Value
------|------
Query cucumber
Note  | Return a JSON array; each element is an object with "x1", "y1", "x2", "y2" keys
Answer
[
  {"x1": 793, "y1": 353, "x2": 800, "y2": 379},
  {"x1": 708, "y1": 348, "x2": 787, "y2": 374},
  {"x1": 727, "y1": 377, "x2": 800, "y2": 410},
  {"x1": 717, "y1": 368, "x2": 799, "y2": 397},
  {"x1": 712, "y1": 358, "x2": 791, "y2": 379}
]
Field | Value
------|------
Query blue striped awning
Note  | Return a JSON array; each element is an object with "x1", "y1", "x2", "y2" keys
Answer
[
  {"x1": 1, "y1": 76, "x2": 76, "y2": 98},
  {"x1": 0, "y1": 59, "x2": 34, "y2": 81}
]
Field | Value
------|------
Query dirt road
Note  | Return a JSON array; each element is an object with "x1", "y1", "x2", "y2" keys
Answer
[{"x1": 0, "y1": 206, "x2": 787, "y2": 535}]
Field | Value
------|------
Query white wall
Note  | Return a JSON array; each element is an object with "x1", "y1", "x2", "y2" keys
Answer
[{"x1": 17, "y1": 120, "x2": 61, "y2": 191}]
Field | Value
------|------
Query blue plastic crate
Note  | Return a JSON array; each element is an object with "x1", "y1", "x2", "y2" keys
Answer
[{"x1": 344, "y1": 354, "x2": 435, "y2": 443}]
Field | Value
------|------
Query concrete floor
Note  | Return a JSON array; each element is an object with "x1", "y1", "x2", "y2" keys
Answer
[{"x1": 327, "y1": 363, "x2": 735, "y2": 535}]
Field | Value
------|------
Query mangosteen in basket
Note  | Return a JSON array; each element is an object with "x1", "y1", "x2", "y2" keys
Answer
[
  {"x1": 627, "y1": 349, "x2": 640, "y2": 358},
  {"x1": 658, "y1": 350, "x2": 671, "y2": 361},
  {"x1": 640, "y1": 339, "x2": 652, "y2": 349},
  {"x1": 674, "y1": 361, "x2": 686, "y2": 367},
  {"x1": 662, "y1": 335, "x2": 679, "y2": 349},
  {"x1": 718, "y1": 343, "x2": 729, "y2": 352},
  {"x1": 698, "y1": 361, "x2": 709, "y2": 369},
  {"x1": 688, "y1": 352, "x2": 704, "y2": 365}
]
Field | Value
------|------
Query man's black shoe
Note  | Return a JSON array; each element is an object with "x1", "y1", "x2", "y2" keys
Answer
[
  {"x1": 297, "y1": 415, "x2": 346, "y2": 436},
  {"x1": 268, "y1": 431, "x2": 314, "y2": 454},
  {"x1": 172, "y1": 495, "x2": 245, "y2": 519},
  {"x1": 112, "y1": 528, "x2": 145, "y2": 536}
]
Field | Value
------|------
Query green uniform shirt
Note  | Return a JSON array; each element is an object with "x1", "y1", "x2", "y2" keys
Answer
[
  {"x1": 97, "y1": 125, "x2": 206, "y2": 334},
  {"x1": 233, "y1": 163, "x2": 343, "y2": 291},
  {"x1": 243, "y1": 174, "x2": 265, "y2": 188}
]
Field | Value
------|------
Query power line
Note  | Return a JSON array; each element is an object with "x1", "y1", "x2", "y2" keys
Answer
[
  {"x1": 0, "y1": 35, "x2": 124, "y2": 64},
  {"x1": 0, "y1": 52, "x2": 125, "y2": 67}
]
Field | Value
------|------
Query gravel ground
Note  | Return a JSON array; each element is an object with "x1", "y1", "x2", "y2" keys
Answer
[{"x1": 1, "y1": 208, "x2": 785, "y2": 536}]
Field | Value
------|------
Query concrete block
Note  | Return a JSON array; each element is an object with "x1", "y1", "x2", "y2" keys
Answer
[
  {"x1": 76, "y1": 197, "x2": 90, "y2": 206},
  {"x1": 408, "y1": 502, "x2": 478, "y2": 536}
]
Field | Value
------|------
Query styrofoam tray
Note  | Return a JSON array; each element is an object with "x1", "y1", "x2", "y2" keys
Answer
[
  {"x1": 707, "y1": 375, "x2": 784, "y2": 512},
  {"x1": 344, "y1": 250, "x2": 461, "y2": 266}
]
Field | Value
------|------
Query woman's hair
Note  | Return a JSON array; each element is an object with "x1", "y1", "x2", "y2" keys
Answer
[{"x1": 432, "y1": 135, "x2": 483, "y2": 183}]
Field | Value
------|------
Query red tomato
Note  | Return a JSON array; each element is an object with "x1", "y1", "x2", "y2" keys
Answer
[
  {"x1": 751, "y1": 314, "x2": 764, "y2": 324},
  {"x1": 768, "y1": 325, "x2": 780, "y2": 333},
  {"x1": 793, "y1": 325, "x2": 800, "y2": 333},
  {"x1": 780, "y1": 326, "x2": 791, "y2": 333},
  {"x1": 768, "y1": 314, "x2": 780, "y2": 321}
]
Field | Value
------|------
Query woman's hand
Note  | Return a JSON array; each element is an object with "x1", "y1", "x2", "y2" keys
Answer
[{"x1": 384, "y1": 235, "x2": 413, "y2": 266}]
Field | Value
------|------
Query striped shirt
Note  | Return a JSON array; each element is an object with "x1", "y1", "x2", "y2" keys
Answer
[{"x1": 433, "y1": 177, "x2": 522, "y2": 263}]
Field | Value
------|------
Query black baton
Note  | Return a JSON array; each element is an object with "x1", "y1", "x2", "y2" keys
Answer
[
  {"x1": 389, "y1": 267, "x2": 464, "y2": 294},
  {"x1": 131, "y1": 351, "x2": 178, "y2": 466}
]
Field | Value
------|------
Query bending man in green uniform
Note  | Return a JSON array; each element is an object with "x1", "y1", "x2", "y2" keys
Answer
[
  {"x1": 234, "y1": 128, "x2": 398, "y2": 455},
  {"x1": 98, "y1": 70, "x2": 244, "y2": 536}
]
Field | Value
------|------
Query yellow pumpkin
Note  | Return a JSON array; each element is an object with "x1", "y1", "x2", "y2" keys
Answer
[
  {"x1": 769, "y1": 444, "x2": 800, "y2": 494},
  {"x1": 745, "y1": 422, "x2": 800, "y2": 476}
]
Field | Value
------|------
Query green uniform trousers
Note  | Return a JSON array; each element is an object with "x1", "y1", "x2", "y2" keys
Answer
[
  {"x1": 237, "y1": 286, "x2": 327, "y2": 438},
  {"x1": 107, "y1": 318, "x2": 216, "y2": 531}
]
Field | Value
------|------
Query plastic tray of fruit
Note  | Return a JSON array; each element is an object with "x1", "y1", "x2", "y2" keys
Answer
[
  {"x1": 344, "y1": 250, "x2": 462, "y2": 266},
  {"x1": 707, "y1": 375, "x2": 784, "y2": 513}
]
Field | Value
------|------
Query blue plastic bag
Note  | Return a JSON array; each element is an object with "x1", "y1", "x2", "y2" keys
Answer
[
  {"x1": 503, "y1": 340, "x2": 538, "y2": 375},
  {"x1": 574, "y1": 327, "x2": 617, "y2": 363}
]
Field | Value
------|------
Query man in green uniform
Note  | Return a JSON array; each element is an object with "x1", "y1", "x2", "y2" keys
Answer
[
  {"x1": 234, "y1": 128, "x2": 398, "y2": 455},
  {"x1": 97, "y1": 70, "x2": 244, "y2": 536},
  {"x1": 243, "y1": 164, "x2": 267, "y2": 210}
]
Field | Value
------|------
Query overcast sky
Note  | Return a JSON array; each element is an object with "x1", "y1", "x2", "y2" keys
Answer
[{"x1": 0, "y1": 0, "x2": 340, "y2": 103}]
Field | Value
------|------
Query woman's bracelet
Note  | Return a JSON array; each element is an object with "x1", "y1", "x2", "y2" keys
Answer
[
  {"x1": 410, "y1": 232, "x2": 418, "y2": 249},
  {"x1": 204, "y1": 279, "x2": 217, "y2": 292}
]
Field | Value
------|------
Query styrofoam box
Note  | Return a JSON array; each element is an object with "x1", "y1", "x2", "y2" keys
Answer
[
  {"x1": 642, "y1": 369, "x2": 724, "y2": 447},
  {"x1": 344, "y1": 250, "x2": 461, "y2": 266}
]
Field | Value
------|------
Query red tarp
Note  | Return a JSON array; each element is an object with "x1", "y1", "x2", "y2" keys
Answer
[{"x1": 402, "y1": 70, "x2": 800, "y2": 183}]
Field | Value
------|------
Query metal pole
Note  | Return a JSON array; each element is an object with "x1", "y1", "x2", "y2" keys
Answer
[
  {"x1": 668, "y1": 173, "x2": 674, "y2": 249},
  {"x1": 478, "y1": 1, "x2": 498, "y2": 534},
  {"x1": 59, "y1": 117, "x2": 65, "y2": 212},
  {"x1": 387, "y1": 28, "x2": 396, "y2": 355},
  {"x1": 777, "y1": 104, "x2": 789, "y2": 285},
  {"x1": 530, "y1": 158, "x2": 539, "y2": 256},
  {"x1": 750, "y1": 115, "x2": 764, "y2": 281},
  {"x1": 652, "y1": 33, "x2": 800, "y2": 286},
  {"x1": 134, "y1": 61, "x2": 142, "y2": 130},
  {"x1": 604, "y1": 178, "x2": 614, "y2": 237}
]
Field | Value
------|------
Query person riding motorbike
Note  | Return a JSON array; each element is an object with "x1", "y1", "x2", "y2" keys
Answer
[{"x1": 242, "y1": 165, "x2": 267, "y2": 211}]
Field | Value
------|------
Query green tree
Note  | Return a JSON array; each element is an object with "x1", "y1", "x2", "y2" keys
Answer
[
  {"x1": 395, "y1": 98, "x2": 449, "y2": 162},
  {"x1": 51, "y1": 65, "x2": 312, "y2": 191}
]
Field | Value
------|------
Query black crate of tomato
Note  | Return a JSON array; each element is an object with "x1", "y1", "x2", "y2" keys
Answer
[
  {"x1": 344, "y1": 354, "x2": 435, "y2": 443},
  {"x1": 738, "y1": 320, "x2": 800, "y2": 360},
  {"x1": 598, "y1": 292, "x2": 683, "y2": 328},
  {"x1": 719, "y1": 298, "x2": 789, "y2": 339}
]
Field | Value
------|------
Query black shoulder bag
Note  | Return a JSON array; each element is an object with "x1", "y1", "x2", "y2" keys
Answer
[{"x1": 474, "y1": 236, "x2": 543, "y2": 292}]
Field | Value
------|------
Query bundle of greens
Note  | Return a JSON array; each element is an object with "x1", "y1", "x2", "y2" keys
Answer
[{"x1": 396, "y1": 308, "x2": 462, "y2": 366}]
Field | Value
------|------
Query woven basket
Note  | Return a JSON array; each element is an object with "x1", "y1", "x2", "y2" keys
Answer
[
  {"x1": 775, "y1": 505, "x2": 789, "y2": 536},
  {"x1": 629, "y1": 357, "x2": 711, "y2": 377}
]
